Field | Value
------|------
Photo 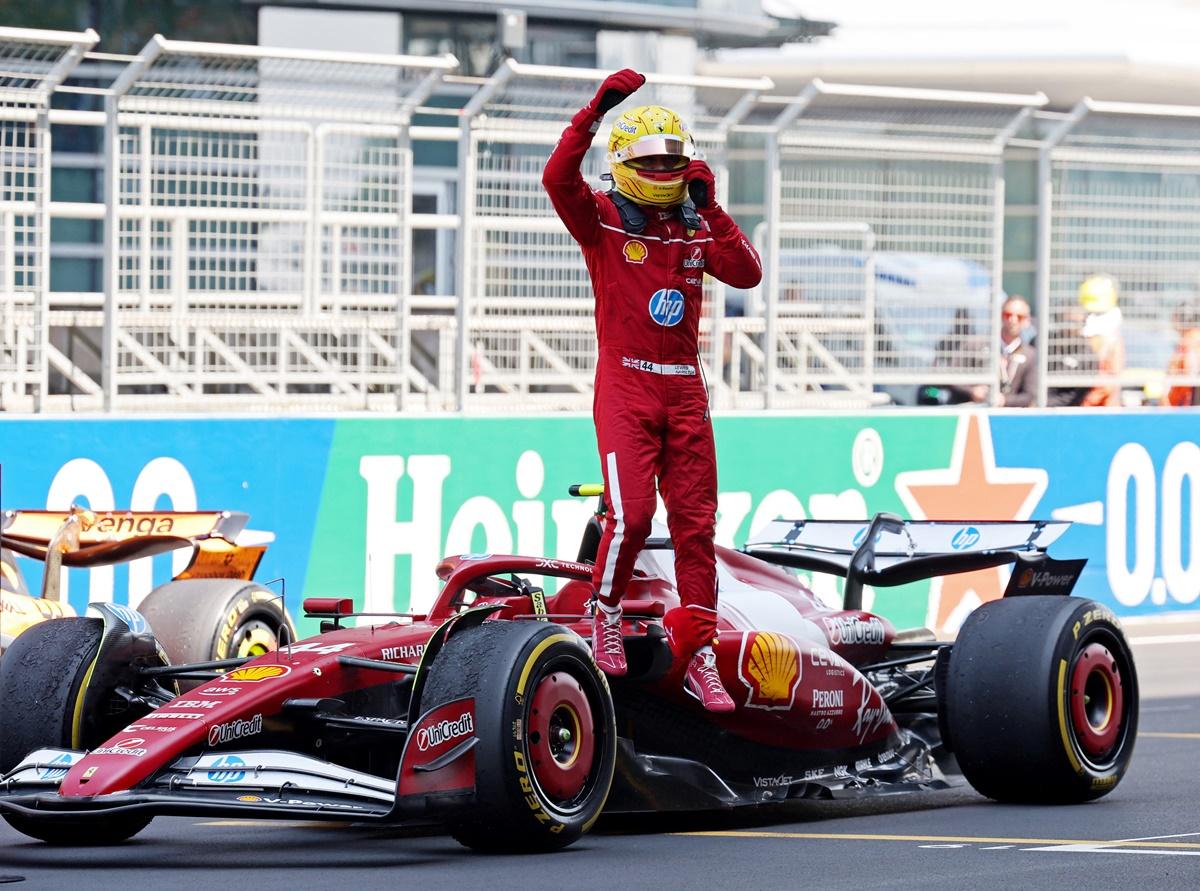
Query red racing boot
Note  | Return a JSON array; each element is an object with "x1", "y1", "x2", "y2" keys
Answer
[
  {"x1": 591, "y1": 609, "x2": 628, "y2": 677},
  {"x1": 684, "y1": 649, "x2": 735, "y2": 712}
]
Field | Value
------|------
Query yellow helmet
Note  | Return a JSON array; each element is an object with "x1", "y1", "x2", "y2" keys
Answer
[
  {"x1": 1079, "y1": 275, "x2": 1119, "y2": 313},
  {"x1": 607, "y1": 105, "x2": 696, "y2": 207}
]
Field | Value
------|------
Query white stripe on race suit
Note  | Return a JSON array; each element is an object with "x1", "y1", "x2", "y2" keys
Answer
[
  {"x1": 598, "y1": 451, "x2": 625, "y2": 603},
  {"x1": 598, "y1": 221, "x2": 712, "y2": 246}
]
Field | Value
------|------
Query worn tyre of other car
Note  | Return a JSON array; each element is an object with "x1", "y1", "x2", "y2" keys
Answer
[
  {"x1": 946, "y1": 595, "x2": 1137, "y2": 803},
  {"x1": 421, "y1": 621, "x2": 616, "y2": 853},
  {"x1": 0, "y1": 618, "x2": 151, "y2": 843},
  {"x1": 138, "y1": 579, "x2": 295, "y2": 667}
]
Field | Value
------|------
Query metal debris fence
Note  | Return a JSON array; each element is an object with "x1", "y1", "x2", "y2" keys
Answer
[
  {"x1": 0, "y1": 24, "x2": 1197, "y2": 412},
  {"x1": 0, "y1": 26, "x2": 96, "y2": 411}
]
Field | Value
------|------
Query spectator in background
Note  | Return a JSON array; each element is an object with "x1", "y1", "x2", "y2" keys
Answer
[
  {"x1": 1166, "y1": 305, "x2": 1200, "y2": 406},
  {"x1": 1077, "y1": 275, "x2": 1126, "y2": 407},
  {"x1": 994, "y1": 296, "x2": 1037, "y2": 407},
  {"x1": 926, "y1": 299, "x2": 1036, "y2": 406},
  {"x1": 1046, "y1": 305, "x2": 1093, "y2": 407},
  {"x1": 925, "y1": 307, "x2": 990, "y2": 404}
]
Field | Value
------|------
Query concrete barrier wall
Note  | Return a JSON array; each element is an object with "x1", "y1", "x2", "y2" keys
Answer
[{"x1": 2, "y1": 410, "x2": 1197, "y2": 637}]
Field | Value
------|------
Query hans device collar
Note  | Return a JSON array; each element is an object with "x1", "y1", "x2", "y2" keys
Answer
[{"x1": 604, "y1": 189, "x2": 702, "y2": 234}]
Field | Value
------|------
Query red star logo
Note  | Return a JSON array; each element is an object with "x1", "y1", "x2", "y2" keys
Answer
[{"x1": 894, "y1": 414, "x2": 1047, "y2": 634}]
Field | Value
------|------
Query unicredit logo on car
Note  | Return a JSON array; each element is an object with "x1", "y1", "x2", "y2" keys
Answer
[
  {"x1": 648, "y1": 289, "x2": 684, "y2": 327},
  {"x1": 208, "y1": 714, "x2": 263, "y2": 747},
  {"x1": 416, "y1": 711, "x2": 475, "y2": 753},
  {"x1": 93, "y1": 737, "x2": 148, "y2": 757},
  {"x1": 823, "y1": 616, "x2": 885, "y2": 646}
]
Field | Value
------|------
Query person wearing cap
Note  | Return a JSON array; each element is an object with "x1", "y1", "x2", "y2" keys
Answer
[
  {"x1": 1077, "y1": 275, "x2": 1125, "y2": 407},
  {"x1": 542, "y1": 69, "x2": 762, "y2": 713}
]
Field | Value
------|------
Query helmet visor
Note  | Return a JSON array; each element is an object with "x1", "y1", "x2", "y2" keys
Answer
[
  {"x1": 628, "y1": 155, "x2": 689, "y2": 172},
  {"x1": 610, "y1": 135, "x2": 694, "y2": 164}
]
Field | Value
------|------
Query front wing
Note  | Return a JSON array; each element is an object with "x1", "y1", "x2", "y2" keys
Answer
[
  {"x1": 0, "y1": 748, "x2": 401, "y2": 823},
  {"x1": 0, "y1": 695, "x2": 481, "y2": 826}
]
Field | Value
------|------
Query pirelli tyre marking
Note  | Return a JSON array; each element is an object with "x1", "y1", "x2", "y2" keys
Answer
[{"x1": 215, "y1": 589, "x2": 282, "y2": 660}]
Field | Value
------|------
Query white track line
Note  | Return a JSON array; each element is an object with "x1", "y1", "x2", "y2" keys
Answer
[
  {"x1": 1026, "y1": 830, "x2": 1200, "y2": 858},
  {"x1": 1128, "y1": 633, "x2": 1200, "y2": 646}
]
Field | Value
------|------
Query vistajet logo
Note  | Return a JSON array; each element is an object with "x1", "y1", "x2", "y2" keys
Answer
[{"x1": 753, "y1": 774, "x2": 793, "y2": 788}]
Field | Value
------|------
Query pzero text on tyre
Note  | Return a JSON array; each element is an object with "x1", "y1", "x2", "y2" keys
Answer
[
  {"x1": 0, "y1": 618, "x2": 151, "y2": 844},
  {"x1": 945, "y1": 595, "x2": 1138, "y2": 803},
  {"x1": 420, "y1": 621, "x2": 617, "y2": 853}
]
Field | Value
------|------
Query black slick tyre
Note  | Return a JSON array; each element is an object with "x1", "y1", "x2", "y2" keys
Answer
[
  {"x1": 0, "y1": 618, "x2": 151, "y2": 844},
  {"x1": 138, "y1": 579, "x2": 295, "y2": 666},
  {"x1": 946, "y1": 595, "x2": 1138, "y2": 803},
  {"x1": 420, "y1": 621, "x2": 616, "y2": 853}
]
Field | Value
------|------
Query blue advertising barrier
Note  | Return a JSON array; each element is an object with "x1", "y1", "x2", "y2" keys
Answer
[{"x1": 1, "y1": 411, "x2": 1196, "y2": 635}]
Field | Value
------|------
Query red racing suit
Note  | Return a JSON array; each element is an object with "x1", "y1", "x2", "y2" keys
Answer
[{"x1": 543, "y1": 105, "x2": 762, "y2": 659}]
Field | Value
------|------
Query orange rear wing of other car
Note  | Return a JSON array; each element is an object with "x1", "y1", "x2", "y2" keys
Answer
[
  {"x1": 176, "y1": 538, "x2": 266, "y2": 582},
  {"x1": 2, "y1": 509, "x2": 248, "y2": 545},
  {"x1": 0, "y1": 509, "x2": 260, "y2": 579}
]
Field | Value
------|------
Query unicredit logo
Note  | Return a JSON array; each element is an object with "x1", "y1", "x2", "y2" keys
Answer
[
  {"x1": 415, "y1": 712, "x2": 475, "y2": 752},
  {"x1": 208, "y1": 714, "x2": 264, "y2": 747},
  {"x1": 93, "y1": 737, "x2": 148, "y2": 757},
  {"x1": 823, "y1": 616, "x2": 885, "y2": 646}
]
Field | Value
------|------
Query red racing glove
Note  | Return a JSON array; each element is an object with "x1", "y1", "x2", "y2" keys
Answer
[
  {"x1": 588, "y1": 68, "x2": 646, "y2": 114},
  {"x1": 684, "y1": 159, "x2": 716, "y2": 209}
]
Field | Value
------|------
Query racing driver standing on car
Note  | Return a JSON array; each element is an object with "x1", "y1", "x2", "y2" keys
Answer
[{"x1": 542, "y1": 70, "x2": 761, "y2": 712}]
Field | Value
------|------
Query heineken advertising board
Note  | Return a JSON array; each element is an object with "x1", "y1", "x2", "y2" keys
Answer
[{"x1": 1, "y1": 411, "x2": 1196, "y2": 637}]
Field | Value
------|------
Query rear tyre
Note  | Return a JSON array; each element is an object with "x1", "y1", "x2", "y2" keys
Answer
[
  {"x1": 421, "y1": 621, "x2": 616, "y2": 853},
  {"x1": 0, "y1": 618, "x2": 151, "y2": 843},
  {"x1": 946, "y1": 596, "x2": 1138, "y2": 803},
  {"x1": 138, "y1": 579, "x2": 295, "y2": 666}
]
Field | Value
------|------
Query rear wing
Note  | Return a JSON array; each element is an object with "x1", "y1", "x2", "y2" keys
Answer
[
  {"x1": 0, "y1": 508, "x2": 266, "y2": 600},
  {"x1": 1, "y1": 509, "x2": 250, "y2": 565},
  {"x1": 745, "y1": 512, "x2": 1085, "y2": 610}
]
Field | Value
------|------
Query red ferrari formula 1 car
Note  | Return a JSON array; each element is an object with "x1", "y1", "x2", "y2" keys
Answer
[{"x1": 0, "y1": 489, "x2": 1138, "y2": 853}]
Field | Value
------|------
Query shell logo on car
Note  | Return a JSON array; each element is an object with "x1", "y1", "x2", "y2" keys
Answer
[
  {"x1": 223, "y1": 664, "x2": 290, "y2": 682},
  {"x1": 738, "y1": 631, "x2": 802, "y2": 711}
]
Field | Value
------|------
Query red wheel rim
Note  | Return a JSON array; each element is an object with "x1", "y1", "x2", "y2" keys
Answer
[
  {"x1": 528, "y1": 671, "x2": 596, "y2": 803},
  {"x1": 1069, "y1": 642, "x2": 1124, "y2": 760}
]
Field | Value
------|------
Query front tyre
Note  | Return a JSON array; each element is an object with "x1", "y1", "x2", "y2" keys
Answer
[
  {"x1": 0, "y1": 618, "x2": 151, "y2": 843},
  {"x1": 946, "y1": 596, "x2": 1138, "y2": 803},
  {"x1": 421, "y1": 621, "x2": 616, "y2": 853}
]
